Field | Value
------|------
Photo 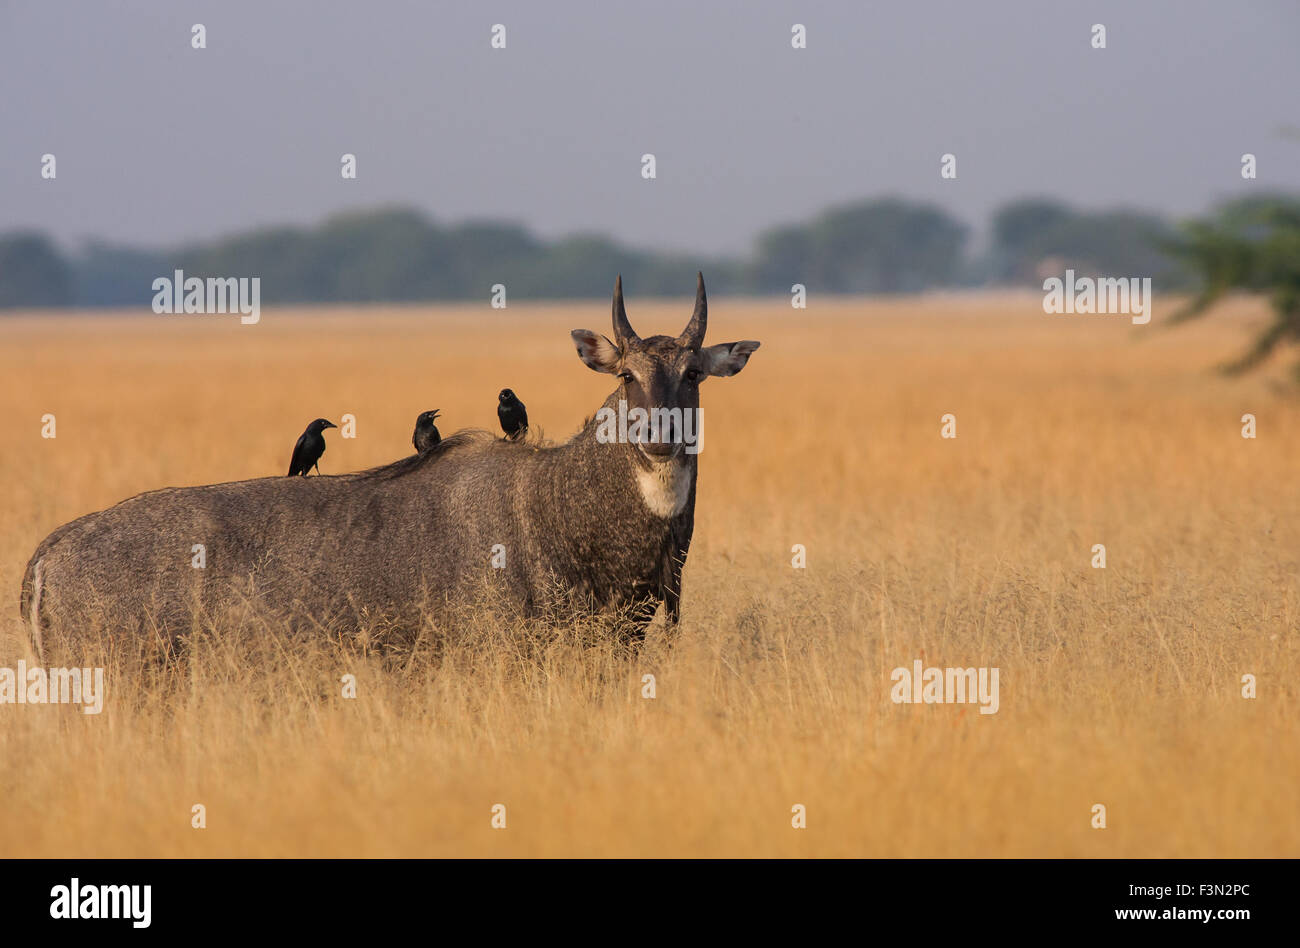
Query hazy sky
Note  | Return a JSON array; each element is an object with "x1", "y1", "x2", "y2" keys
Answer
[{"x1": 2, "y1": 0, "x2": 1298, "y2": 255}]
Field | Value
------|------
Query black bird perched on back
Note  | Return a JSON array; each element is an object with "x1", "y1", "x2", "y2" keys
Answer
[
  {"x1": 287, "y1": 418, "x2": 336, "y2": 476},
  {"x1": 412, "y1": 409, "x2": 442, "y2": 454},
  {"x1": 497, "y1": 389, "x2": 528, "y2": 441}
]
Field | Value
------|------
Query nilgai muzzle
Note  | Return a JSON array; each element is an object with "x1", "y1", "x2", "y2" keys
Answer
[{"x1": 20, "y1": 274, "x2": 760, "y2": 659}]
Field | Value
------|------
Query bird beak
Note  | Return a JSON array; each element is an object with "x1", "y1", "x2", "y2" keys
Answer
[{"x1": 325, "y1": 422, "x2": 337, "y2": 429}]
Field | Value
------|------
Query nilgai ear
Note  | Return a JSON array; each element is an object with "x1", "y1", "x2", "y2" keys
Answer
[
  {"x1": 701, "y1": 340, "x2": 761, "y2": 377},
  {"x1": 571, "y1": 330, "x2": 621, "y2": 374}
]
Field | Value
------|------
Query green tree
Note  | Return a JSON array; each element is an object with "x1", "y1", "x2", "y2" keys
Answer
[
  {"x1": 754, "y1": 198, "x2": 968, "y2": 293},
  {"x1": 990, "y1": 198, "x2": 1075, "y2": 281},
  {"x1": 989, "y1": 198, "x2": 1183, "y2": 288},
  {"x1": 1166, "y1": 195, "x2": 1300, "y2": 376},
  {"x1": 0, "y1": 233, "x2": 74, "y2": 307}
]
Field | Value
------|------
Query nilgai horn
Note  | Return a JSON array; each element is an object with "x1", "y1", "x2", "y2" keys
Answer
[{"x1": 20, "y1": 274, "x2": 760, "y2": 659}]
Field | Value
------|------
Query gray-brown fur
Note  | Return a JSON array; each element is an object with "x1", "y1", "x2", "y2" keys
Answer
[{"x1": 20, "y1": 274, "x2": 758, "y2": 660}]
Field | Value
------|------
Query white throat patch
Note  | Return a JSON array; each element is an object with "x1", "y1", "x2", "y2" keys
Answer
[{"x1": 635, "y1": 460, "x2": 692, "y2": 518}]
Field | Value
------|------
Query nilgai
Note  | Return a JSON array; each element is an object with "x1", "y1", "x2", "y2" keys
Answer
[{"x1": 20, "y1": 274, "x2": 759, "y2": 660}]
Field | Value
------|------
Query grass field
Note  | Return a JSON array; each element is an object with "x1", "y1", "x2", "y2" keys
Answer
[{"x1": 1, "y1": 293, "x2": 1297, "y2": 857}]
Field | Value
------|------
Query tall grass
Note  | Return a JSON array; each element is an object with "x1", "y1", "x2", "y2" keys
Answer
[{"x1": 0, "y1": 295, "x2": 1295, "y2": 856}]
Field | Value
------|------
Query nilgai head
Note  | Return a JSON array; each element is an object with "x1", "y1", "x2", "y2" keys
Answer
[{"x1": 571, "y1": 273, "x2": 760, "y2": 460}]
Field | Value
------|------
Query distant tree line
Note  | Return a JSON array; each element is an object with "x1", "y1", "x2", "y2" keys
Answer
[{"x1": 1, "y1": 195, "x2": 1292, "y2": 309}]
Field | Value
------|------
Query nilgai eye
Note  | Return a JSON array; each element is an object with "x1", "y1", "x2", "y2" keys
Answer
[
  {"x1": 619, "y1": 371, "x2": 634, "y2": 382},
  {"x1": 686, "y1": 368, "x2": 701, "y2": 382}
]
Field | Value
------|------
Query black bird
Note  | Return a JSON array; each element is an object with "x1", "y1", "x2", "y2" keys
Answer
[
  {"x1": 287, "y1": 418, "x2": 336, "y2": 476},
  {"x1": 497, "y1": 388, "x2": 528, "y2": 440},
  {"x1": 412, "y1": 409, "x2": 442, "y2": 453}
]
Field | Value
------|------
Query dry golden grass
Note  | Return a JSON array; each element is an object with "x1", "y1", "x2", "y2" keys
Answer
[{"x1": 1, "y1": 293, "x2": 1297, "y2": 857}]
